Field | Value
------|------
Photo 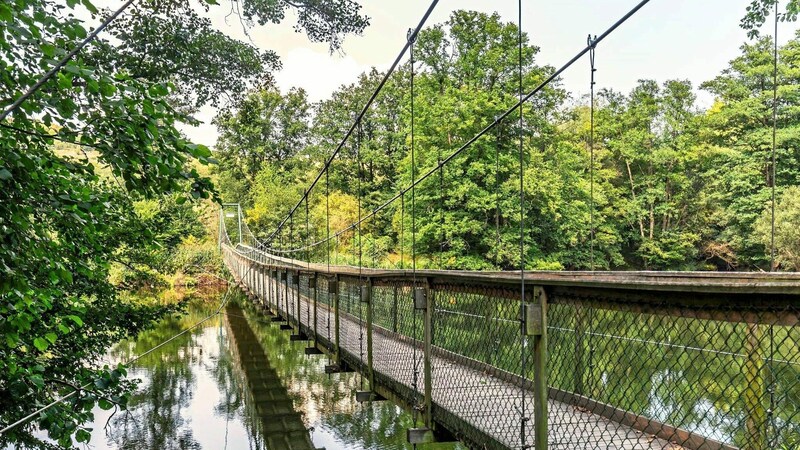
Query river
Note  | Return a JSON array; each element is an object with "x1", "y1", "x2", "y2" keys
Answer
[{"x1": 80, "y1": 287, "x2": 464, "y2": 449}]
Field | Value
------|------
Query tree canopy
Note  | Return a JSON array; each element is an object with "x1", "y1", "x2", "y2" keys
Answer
[
  {"x1": 0, "y1": 0, "x2": 367, "y2": 447},
  {"x1": 215, "y1": 12, "x2": 800, "y2": 273}
]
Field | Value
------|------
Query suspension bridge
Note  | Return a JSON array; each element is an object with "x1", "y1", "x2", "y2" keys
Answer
[
  {"x1": 213, "y1": 0, "x2": 800, "y2": 448},
  {"x1": 220, "y1": 234, "x2": 800, "y2": 450},
  {"x1": 0, "y1": 0, "x2": 798, "y2": 446}
]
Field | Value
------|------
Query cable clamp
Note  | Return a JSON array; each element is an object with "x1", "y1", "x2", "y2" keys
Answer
[
  {"x1": 407, "y1": 28, "x2": 418, "y2": 44},
  {"x1": 587, "y1": 33, "x2": 598, "y2": 49}
]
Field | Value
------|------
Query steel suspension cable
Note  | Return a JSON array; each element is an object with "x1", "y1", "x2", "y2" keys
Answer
[
  {"x1": 400, "y1": 193, "x2": 406, "y2": 268},
  {"x1": 326, "y1": 168, "x2": 333, "y2": 358},
  {"x1": 408, "y1": 27, "x2": 421, "y2": 431},
  {"x1": 589, "y1": 35, "x2": 598, "y2": 272},
  {"x1": 768, "y1": 1, "x2": 780, "y2": 444},
  {"x1": 357, "y1": 119, "x2": 365, "y2": 390},
  {"x1": 770, "y1": 0, "x2": 779, "y2": 272},
  {"x1": 495, "y1": 117, "x2": 502, "y2": 269},
  {"x1": 517, "y1": 0, "x2": 528, "y2": 446}
]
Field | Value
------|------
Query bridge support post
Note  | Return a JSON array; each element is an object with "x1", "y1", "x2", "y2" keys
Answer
[
  {"x1": 357, "y1": 278, "x2": 384, "y2": 402},
  {"x1": 525, "y1": 285, "x2": 549, "y2": 450},
  {"x1": 366, "y1": 279, "x2": 374, "y2": 389},
  {"x1": 312, "y1": 275, "x2": 319, "y2": 341},
  {"x1": 574, "y1": 303, "x2": 585, "y2": 396},
  {"x1": 744, "y1": 323, "x2": 766, "y2": 450},
  {"x1": 333, "y1": 276, "x2": 341, "y2": 365},
  {"x1": 305, "y1": 275, "x2": 323, "y2": 355},
  {"x1": 257, "y1": 266, "x2": 262, "y2": 304},
  {"x1": 271, "y1": 270, "x2": 283, "y2": 322},
  {"x1": 290, "y1": 272, "x2": 306, "y2": 339},
  {"x1": 392, "y1": 286, "x2": 398, "y2": 333},
  {"x1": 423, "y1": 282, "x2": 433, "y2": 429},
  {"x1": 409, "y1": 281, "x2": 434, "y2": 438},
  {"x1": 295, "y1": 271, "x2": 301, "y2": 328}
]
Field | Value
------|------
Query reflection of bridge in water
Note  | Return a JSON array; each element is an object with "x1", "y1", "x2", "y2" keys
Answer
[
  {"x1": 223, "y1": 244, "x2": 800, "y2": 450},
  {"x1": 224, "y1": 303, "x2": 318, "y2": 450}
]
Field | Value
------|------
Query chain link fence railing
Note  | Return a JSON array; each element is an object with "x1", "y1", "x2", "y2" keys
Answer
[{"x1": 223, "y1": 245, "x2": 800, "y2": 450}]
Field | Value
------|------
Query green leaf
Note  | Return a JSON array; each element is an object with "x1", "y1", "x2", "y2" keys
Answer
[
  {"x1": 98, "y1": 398, "x2": 113, "y2": 410},
  {"x1": 81, "y1": 0, "x2": 98, "y2": 14},
  {"x1": 45, "y1": 332, "x2": 57, "y2": 344},
  {"x1": 0, "y1": 4, "x2": 12, "y2": 22},
  {"x1": 33, "y1": 337, "x2": 49, "y2": 352},
  {"x1": 30, "y1": 374, "x2": 45, "y2": 389},
  {"x1": 0, "y1": 168, "x2": 12, "y2": 181},
  {"x1": 75, "y1": 428, "x2": 91, "y2": 443},
  {"x1": 66, "y1": 315, "x2": 83, "y2": 326}
]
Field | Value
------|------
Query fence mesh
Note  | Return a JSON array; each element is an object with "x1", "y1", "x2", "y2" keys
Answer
[{"x1": 223, "y1": 245, "x2": 800, "y2": 450}]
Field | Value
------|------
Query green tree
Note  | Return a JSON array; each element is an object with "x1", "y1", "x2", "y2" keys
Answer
[
  {"x1": 0, "y1": 0, "x2": 369, "y2": 447},
  {"x1": 397, "y1": 10, "x2": 565, "y2": 270},
  {"x1": 754, "y1": 186, "x2": 800, "y2": 270},
  {"x1": 214, "y1": 86, "x2": 312, "y2": 186},
  {"x1": 700, "y1": 33, "x2": 800, "y2": 269}
]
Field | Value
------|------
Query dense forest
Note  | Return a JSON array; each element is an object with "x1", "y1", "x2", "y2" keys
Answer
[
  {"x1": 217, "y1": 11, "x2": 800, "y2": 272},
  {"x1": 0, "y1": 0, "x2": 797, "y2": 448}
]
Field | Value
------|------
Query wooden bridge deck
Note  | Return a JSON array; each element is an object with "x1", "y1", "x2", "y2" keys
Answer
[{"x1": 260, "y1": 278, "x2": 679, "y2": 450}]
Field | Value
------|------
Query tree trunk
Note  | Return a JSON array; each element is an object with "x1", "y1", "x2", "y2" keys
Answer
[{"x1": 626, "y1": 160, "x2": 645, "y2": 238}]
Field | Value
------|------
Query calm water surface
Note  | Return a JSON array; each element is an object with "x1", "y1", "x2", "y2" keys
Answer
[{"x1": 84, "y1": 288, "x2": 463, "y2": 449}]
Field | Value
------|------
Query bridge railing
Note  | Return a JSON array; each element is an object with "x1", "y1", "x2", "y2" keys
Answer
[{"x1": 222, "y1": 244, "x2": 800, "y2": 450}]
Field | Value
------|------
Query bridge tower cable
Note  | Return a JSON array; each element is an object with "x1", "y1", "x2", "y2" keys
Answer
[
  {"x1": 588, "y1": 34, "x2": 598, "y2": 272},
  {"x1": 357, "y1": 118, "x2": 366, "y2": 390},
  {"x1": 517, "y1": 0, "x2": 530, "y2": 447},
  {"x1": 408, "y1": 26, "x2": 422, "y2": 437},
  {"x1": 768, "y1": 1, "x2": 780, "y2": 445}
]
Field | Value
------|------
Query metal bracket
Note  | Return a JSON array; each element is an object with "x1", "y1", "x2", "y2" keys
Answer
[
  {"x1": 522, "y1": 303, "x2": 544, "y2": 336},
  {"x1": 414, "y1": 287, "x2": 427, "y2": 310},
  {"x1": 328, "y1": 280, "x2": 338, "y2": 294},
  {"x1": 522, "y1": 286, "x2": 547, "y2": 336},
  {"x1": 280, "y1": 323, "x2": 293, "y2": 331},
  {"x1": 290, "y1": 333, "x2": 309, "y2": 341},
  {"x1": 360, "y1": 285, "x2": 371, "y2": 304}
]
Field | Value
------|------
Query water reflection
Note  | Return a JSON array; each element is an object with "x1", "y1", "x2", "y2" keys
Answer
[{"x1": 82, "y1": 288, "x2": 464, "y2": 450}]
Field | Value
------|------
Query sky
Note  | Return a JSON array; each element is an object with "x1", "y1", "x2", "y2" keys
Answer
[{"x1": 103, "y1": 0, "x2": 800, "y2": 147}]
